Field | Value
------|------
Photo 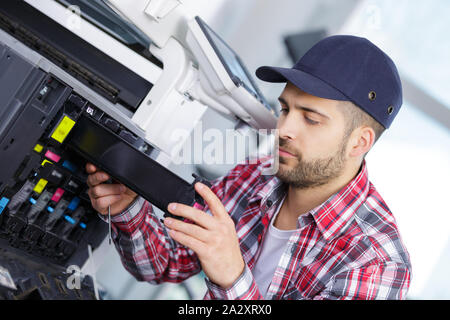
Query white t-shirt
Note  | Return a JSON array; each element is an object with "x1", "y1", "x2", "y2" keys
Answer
[{"x1": 253, "y1": 197, "x2": 297, "y2": 298}]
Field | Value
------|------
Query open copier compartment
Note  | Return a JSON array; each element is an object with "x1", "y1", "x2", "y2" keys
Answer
[{"x1": 0, "y1": 0, "x2": 209, "y2": 300}]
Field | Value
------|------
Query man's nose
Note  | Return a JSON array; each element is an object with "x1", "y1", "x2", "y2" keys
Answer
[{"x1": 277, "y1": 116, "x2": 298, "y2": 141}]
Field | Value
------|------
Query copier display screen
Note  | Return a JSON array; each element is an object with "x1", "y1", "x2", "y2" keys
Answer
[{"x1": 196, "y1": 17, "x2": 261, "y2": 99}]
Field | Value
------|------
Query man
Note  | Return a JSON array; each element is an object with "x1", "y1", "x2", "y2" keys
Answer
[{"x1": 86, "y1": 35, "x2": 411, "y2": 299}]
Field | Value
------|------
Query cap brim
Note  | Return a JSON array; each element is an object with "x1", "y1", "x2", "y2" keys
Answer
[{"x1": 255, "y1": 66, "x2": 348, "y2": 101}]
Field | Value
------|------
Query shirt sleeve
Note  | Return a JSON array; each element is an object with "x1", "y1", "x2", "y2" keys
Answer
[
  {"x1": 204, "y1": 264, "x2": 264, "y2": 300},
  {"x1": 314, "y1": 261, "x2": 411, "y2": 300},
  {"x1": 105, "y1": 196, "x2": 202, "y2": 284}
]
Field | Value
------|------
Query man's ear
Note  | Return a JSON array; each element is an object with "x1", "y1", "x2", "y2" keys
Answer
[{"x1": 347, "y1": 126, "x2": 375, "y2": 158}]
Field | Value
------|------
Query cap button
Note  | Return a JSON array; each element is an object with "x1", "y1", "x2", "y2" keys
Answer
[{"x1": 387, "y1": 105, "x2": 394, "y2": 115}]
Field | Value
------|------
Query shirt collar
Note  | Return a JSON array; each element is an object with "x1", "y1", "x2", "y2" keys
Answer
[
  {"x1": 247, "y1": 156, "x2": 284, "y2": 207},
  {"x1": 250, "y1": 158, "x2": 370, "y2": 241},
  {"x1": 308, "y1": 160, "x2": 370, "y2": 241}
]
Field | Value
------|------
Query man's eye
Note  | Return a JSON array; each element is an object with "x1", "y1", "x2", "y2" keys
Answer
[
  {"x1": 279, "y1": 108, "x2": 288, "y2": 114},
  {"x1": 305, "y1": 117, "x2": 320, "y2": 125}
]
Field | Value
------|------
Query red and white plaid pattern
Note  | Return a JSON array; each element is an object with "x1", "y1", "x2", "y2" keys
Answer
[{"x1": 108, "y1": 156, "x2": 411, "y2": 300}]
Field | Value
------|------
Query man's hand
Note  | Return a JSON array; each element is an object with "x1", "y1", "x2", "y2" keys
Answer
[
  {"x1": 163, "y1": 182, "x2": 245, "y2": 289},
  {"x1": 86, "y1": 163, "x2": 137, "y2": 216}
]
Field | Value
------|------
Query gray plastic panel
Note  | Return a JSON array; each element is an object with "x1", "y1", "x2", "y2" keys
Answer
[{"x1": 0, "y1": 43, "x2": 72, "y2": 192}]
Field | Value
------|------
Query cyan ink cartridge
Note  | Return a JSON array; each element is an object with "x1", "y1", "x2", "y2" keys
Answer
[
  {"x1": 61, "y1": 160, "x2": 77, "y2": 173},
  {"x1": 67, "y1": 197, "x2": 80, "y2": 212},
  {"x1": 43, "y1": 198, "x2": 69, "y2": 231},
  {"x1": 26, "y1": 189, "x2": 53, "y2": 224},
  {"x1": 0, "y1": 197, "x2": 10, "y2": 216},
  {"x1": 59, "y1": 206, "x2": 85, "y2": 237}
]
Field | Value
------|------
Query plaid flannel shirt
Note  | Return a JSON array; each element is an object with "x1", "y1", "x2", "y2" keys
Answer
[{"x1": 108, "y1": 156, "x2": 411, "y2": 300}]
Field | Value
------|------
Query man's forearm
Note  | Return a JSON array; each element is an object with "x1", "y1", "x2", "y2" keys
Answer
[{"x1": 109, "y1": 196, "x2": 202, "y2": 284}]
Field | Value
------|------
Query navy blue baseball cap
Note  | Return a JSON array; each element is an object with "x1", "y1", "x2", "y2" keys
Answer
[{"x1": 256, "y1": 35, "x2": 402, "y2": 128}]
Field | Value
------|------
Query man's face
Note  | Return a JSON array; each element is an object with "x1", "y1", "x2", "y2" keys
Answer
[{"x1": 275, "y1": 82, "x2": 350, "y2": 189}]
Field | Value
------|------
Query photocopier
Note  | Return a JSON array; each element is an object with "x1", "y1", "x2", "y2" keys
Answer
[{"x1": 0, "y1": 0, "x2": 277, "y2": 299}]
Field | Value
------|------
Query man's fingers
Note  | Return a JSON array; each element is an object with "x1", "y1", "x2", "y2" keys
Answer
[
  {"x1": 88, "y1": 183, "x2": 125, "y2": 199},
  {"x1": 91, "y1": 194, "x2": 122, "y2": 214},
  {"x1": 87, "y1": 171, "x2": 110, "y2": 188},
  {"x1": 85, "y1": 163, "x2": 98, "y2": 174},
  {"x1": 168, "y1": 229, "x2": 206, "y2": 256},
  {"x1": 194, "y1": 182, "x2": 227, "y2": 219},
  {"x1": 167, "y1": 203, "x2": 215, "y2": 229},
  {"x1": 164, "y1": 218, "x2": 209, "y2": 242}
]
